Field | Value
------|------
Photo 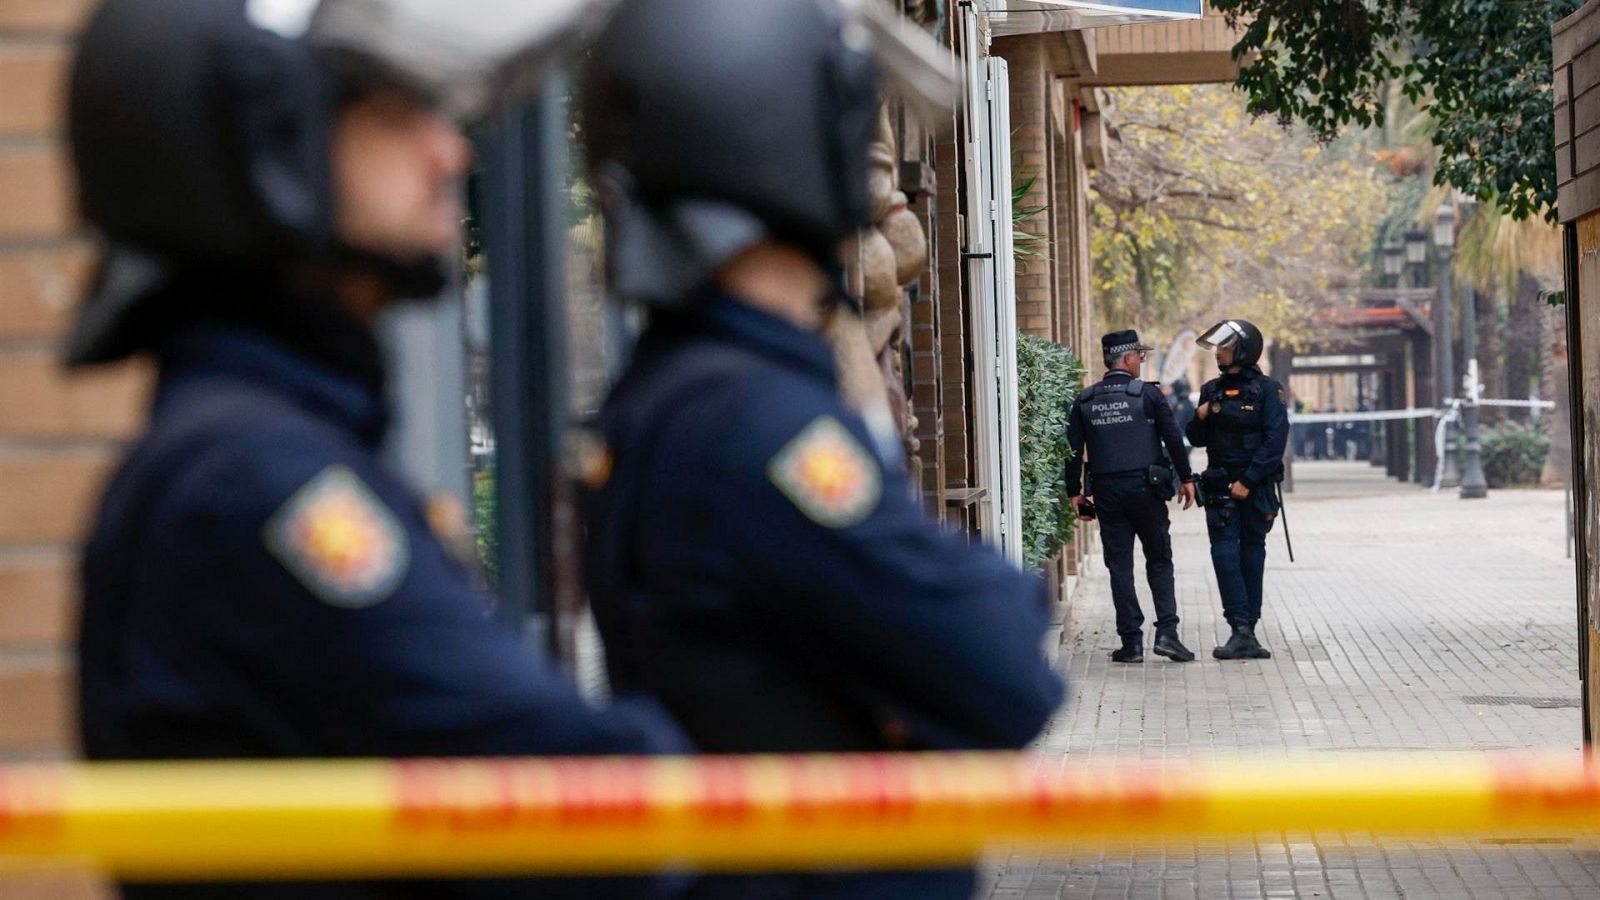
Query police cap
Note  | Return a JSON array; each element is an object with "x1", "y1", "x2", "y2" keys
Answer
[{"x1": 1101, "y1": 330, "x2": 1153, "y2": 358}]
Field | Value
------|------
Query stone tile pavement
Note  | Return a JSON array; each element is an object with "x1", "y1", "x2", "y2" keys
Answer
[{"x1": 983, "y1": 461, "x2": 1595, "y2": 899}]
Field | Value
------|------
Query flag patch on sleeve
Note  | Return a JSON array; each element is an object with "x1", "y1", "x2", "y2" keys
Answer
[
  {"x1": 767, "y1": 416, "x2": 882, "y2": 528},
  {"x1": 264, "y1": 465, "x2": 409, "y2": 609}
]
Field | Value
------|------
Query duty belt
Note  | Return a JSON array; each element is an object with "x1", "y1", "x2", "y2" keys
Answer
[{"x1": 1091, "y1": 468, "x2": 1146, "y2": 480}]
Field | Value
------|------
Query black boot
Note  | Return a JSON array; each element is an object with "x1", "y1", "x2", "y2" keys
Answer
[
  {"x1": 1152, "y1": 631, "x2": 1196, "y2": 663},
  {"x1": 1111, "y1": 635, "x2": 1143, "y2": 663},
  {"x1": 1242, "y1": 626, "x2": 1272, "y2": 659},
  {"x1": 1214, "y1": 624, "x2": 1272, "y2": 660},
  {"x1": 1213, "y1": 624, "x2": 1253, "y2": 660}
]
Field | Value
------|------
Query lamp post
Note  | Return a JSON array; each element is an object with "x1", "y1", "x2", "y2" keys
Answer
[
  {"x1": 1456, "y1": 199, "x2": 1489, "y2": 499},
  {"x1": 1382, "y1": 237, "x2": 1405, "y2": 288},
  {"x1": 1433, "y1": 202, "x2": 1460, "y2": 489},
  {"x1": 1404, "y1": 228, "x2": 1429, "y2": 289}
]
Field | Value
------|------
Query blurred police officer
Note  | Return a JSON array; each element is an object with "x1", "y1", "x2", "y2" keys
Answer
[
  {"x1": 578, "y1": 2, "x2": 1064, "y2": 897},
  {"x1": 67, "y1": 1, "x2": 687, "y2": 897},
  {"x1": 1067, "y1": 331, "x2": 1197, "y2": 664},
  {"x1": 1186, "y1": 319, "x2": 1290, "y2": 660}
]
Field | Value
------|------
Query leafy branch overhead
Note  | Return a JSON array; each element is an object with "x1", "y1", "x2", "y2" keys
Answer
[
  {"x1": 1211, "y1": 0, "x2": 1583, "y2": 222},
  {"x1": 1090, "y1": 85, "x2": 1384, "y2": 347}
]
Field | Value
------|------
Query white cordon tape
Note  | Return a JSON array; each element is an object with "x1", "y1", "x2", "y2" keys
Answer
[
  {"x1": 1291, "y1": 399, "x2": 1555, "y2": 426},
  {"x1": 1290, "y1": 409, "x2": 1437, "y2": 425}
]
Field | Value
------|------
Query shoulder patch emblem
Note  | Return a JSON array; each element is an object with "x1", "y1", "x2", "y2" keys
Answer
[
  {"x1": 264, "y1": 465, "x2": 409, "y2": 609},
  {"x1": 767, "y1": 416, "x2": 882, "y2": 528}
]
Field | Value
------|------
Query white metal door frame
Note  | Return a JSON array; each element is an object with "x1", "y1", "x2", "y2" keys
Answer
[{"x1": 959, "y1": 5, "x2": 1024, "y2": 566}]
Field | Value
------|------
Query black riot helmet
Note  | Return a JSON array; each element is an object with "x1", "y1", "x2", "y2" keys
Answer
[
  {"x1": 1196, "y1": 319, "x2": 1265, "y2": 371},
  {"x1": 579, "y1": 0, "x2": 958, "y2": 307},
  {"x1": 66, "y1": 0, "x2": 604, "y2": 365}
]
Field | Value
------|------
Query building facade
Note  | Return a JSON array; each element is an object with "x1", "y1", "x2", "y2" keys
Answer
[{"x1": 1553, "y1": 0, "x2": 1600, "y2": 744}]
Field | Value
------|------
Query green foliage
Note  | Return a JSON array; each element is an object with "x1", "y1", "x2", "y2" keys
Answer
[
  {"x1": 473, "y1": 469, "x2": 499, "y2": 589},
  {"x1": 1212, "y1": 0, "x2": 1583, "y2": 222},
  {"x1": 1012, "y1": 170, "x2": 1048, "y2": 261},
  {"x1": 1478, "y1": 421, "x2": 1551, "y2": 488},
  {"x1": 1018, "y1": 334, "x2": 1086, "y2": 571},
  {"x1": 1089, "y1": 85, "x2": 1383, "y2": 345}
]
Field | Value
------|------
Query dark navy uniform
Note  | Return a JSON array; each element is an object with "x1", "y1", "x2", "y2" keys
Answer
[
  {"x1": 79, "y1": 291, "x2": 688, "y2": 900},
  {"x1": 1065, "y1": 371, "x2": 1193, "y2": 648},
  {"x1": 582, "y1": 294, "x2": 1064, "y2": 900},
  {"x1": 1184, "y1": 365, "x2": 1290, "y2": 630}
]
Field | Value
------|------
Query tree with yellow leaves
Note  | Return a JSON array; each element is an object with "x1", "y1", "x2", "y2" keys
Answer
[{"x1": 1091, "y1": 85, "x2": 1386, "y2": 352}]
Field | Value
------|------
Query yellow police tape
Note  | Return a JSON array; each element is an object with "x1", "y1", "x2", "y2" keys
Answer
[{"x1": 0, "y1": 753, "x2": 1597, "y2": 881}]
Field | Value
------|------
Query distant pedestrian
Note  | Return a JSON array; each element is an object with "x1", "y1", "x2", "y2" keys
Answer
[
  {"x1": 1187, "y1": 320, "x2": 1290, "y2": 660},
  {"x1": 1067, "y1": 330, "x2": 1198, "y2": 664},
  {"x1": 1169, "y1": 377, "x2": 1197, "y2": 436}
]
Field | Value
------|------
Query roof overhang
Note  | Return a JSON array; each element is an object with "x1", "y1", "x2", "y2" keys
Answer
[{"x1": 988, "y1": 1, "x2": 1203, "y2": 37}]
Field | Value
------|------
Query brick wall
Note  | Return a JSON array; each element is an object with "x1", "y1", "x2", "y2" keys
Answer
[
  {"x1": 1055, "y1": 86, "x2": 1096, "y2": 363},
  {"x1": 0, "y1": 0, "x2": 143, "y2": 768},
  {"x1": 992, "y1": 34, "x2": 1104, "y2": 581},
  {"x1": 934, "y1": 124, "x2": 969, "y2": 488},
  {"x1": 994, "y1": 35, "x2": 1057, "y2": 341},
  {"x1": 908, "y1": 127, "x2": 947, "y2": 508},
  {"x1": 2, "y1": 6, "x2": 124, "y2": 894}
]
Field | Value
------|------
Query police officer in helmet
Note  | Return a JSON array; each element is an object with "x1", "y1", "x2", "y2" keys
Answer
[
  {"x1": 1067, "y1": 331, "x2": 1197, "y2": 664},
  {"x1": 578, "y1": 1, "x2": 1063, "y2": 896},
  {"x1": 67, "y1": 1, "x2": 687, "y2": 897},
  {"x1": 1186, "y1": 319, "x2": 1290, "y2": 660}
]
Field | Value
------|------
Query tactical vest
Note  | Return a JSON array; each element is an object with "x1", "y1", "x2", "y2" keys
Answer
[
  {"x1": 1207, "y1": 379, "x2": 1267, "y2": 456},
  {"x1": 1081, "y1": 378, "x2": 1161, "y2": 476}
]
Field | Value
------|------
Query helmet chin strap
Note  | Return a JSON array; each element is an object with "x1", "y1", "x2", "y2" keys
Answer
[{"x1": 325, "y1": 241, "x2": 452, "y2": 306}]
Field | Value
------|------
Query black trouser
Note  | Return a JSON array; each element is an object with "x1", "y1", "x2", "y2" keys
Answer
[
  {"x1": 1203, "y1": 472, "x2": 1279, "y2": 628},
  {"x1": 1094, "y1": 474, "x2": 1177, "y2": 639}
]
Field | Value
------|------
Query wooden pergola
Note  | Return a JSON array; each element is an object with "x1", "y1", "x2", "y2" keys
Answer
[{"x1": 1278, "y1": 289, "x2": 1436, "y2": 486}]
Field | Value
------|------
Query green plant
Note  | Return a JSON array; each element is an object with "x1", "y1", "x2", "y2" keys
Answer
[
  {"x1": 1012, "y1": 170, "x2": 1048, "y2": 263},
  {"x1": 473, "y1": 469, "x2": 499, "y2": 589},
  {"x1": 1018, "y1": 334, "x2": 1086, "y2": 571},
  {"x1": 1212, "y1": 0, "x2": 1583, "y2": 222},
  {"x1": 1477, "y1": 421, "x2": 1550, "y2": 489}
]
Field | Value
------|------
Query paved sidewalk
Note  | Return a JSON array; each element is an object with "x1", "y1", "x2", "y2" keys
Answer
[{"x1": 984, "y1": 461, "x2": 1592, "y2": 899}]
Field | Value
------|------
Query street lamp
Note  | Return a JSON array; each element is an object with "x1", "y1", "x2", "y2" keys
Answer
[
  {"x1": 1382, "y1": 237, "x2": 1405, "y2": 287},
  {"x1": 1433, "y1": 202, "x2": 1460, "y2": 488},
  {"x1": 1456, "y1": 199, "x2": 1489, "y2": 499},
  {"x1": 1404, "y1": 228, "x2": 1429, "y2": 288}
]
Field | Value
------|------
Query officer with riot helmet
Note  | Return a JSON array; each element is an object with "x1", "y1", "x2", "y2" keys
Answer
[
  {"x1": 577, "y1": 2, "x2": 1063, "y2": 896},
  {"x1": 1067, "y1": 331, "x2": 1197, "y2": 664},
  {"x1": 67, "y1": 2, "x2": 687, "y2": 897},
  {"x1": 1186, "y1": 319, "x2": 1290, "y2": 660}
]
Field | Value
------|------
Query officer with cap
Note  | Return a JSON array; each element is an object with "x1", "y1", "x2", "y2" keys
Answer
[
  {"x1": 1067, "y1": 331, "x2": 1197, "y2": 664},
  {"x1": 1186, "y1": 319, "x2": 1290, "y2": 660},
  {"x1": 577, "y1": 1, "x2": 1063, "y2": 897},
  {"x1": 67, "y1": 1, "x2": 686, "y2": 897}
]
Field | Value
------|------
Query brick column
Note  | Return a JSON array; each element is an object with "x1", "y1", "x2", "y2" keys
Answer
[
  {"x1": 993, "y1": 34, "x2": 1056, "y2": 341},
  {"x1": 0, "y1": 0, "x2": 147, "y2": 763},
  {"x1": 934, "y1": 128, "x2": 969, "y2": 490}
]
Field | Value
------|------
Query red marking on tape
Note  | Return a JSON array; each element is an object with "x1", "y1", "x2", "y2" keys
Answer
[
  {"x1": 0, "y1": 766, "x2": 65, "y2": 836},
  {"x1": 393, "y1": 759, "x2": 650, "y2": 833},
  {"x1": 697, "y1": 758, "x2": 753, "y2": 824},
  {"x1": 554, "y1": 759, "x2": 649, "y2": 825},
  {"x1": 1491, "y1": 760, "x2": 1600, "y2": 817}
]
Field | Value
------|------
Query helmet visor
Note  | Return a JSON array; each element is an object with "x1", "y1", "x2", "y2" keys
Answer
[
  {"x1": 840, "y1": 0, "x2": 960, "y2": 125},
  {"x1": 309, "y1": 0, "x2": 611, "y2": 122},
  {"x1": 1196, "y1": 321, "x2": 1246, "y2": 351}
]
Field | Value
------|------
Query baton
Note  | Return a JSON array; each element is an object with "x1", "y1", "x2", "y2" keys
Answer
[{"x1": 1276, "y1": 481, "x2": 1295, "y2": 563}]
